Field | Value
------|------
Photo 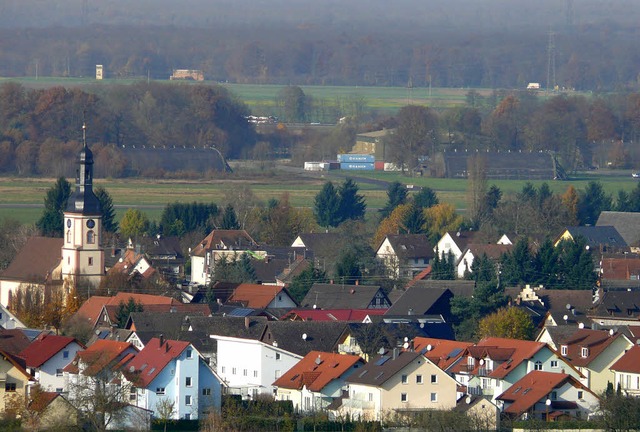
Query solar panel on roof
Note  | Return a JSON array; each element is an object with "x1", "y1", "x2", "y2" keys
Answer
[
  {"x1": 448, "y1": 348, "x2": 462, "y2": 357},
  {"x1": 228, "y1": 308, "x2": 254, "y2": 317},
  {"x1": 375, "y1": 356, "x2": 390, "y2": 366}
]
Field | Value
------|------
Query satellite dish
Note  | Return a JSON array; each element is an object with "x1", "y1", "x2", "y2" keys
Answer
[
  {"x1": 578, "y1": 322, "x2": 585, "y2": 329},
  {"x1": 566, "y1": 304, "x2": 572, "y2": 310},
  {"x1": 302, "y1": 333, "x2": 308, "y2": 341},
  {"x1": 466, "y1": 396, "x2": 472, "y2": 404},
  {"x1": 129, "y1": 366, "x2": 135, "y2": 373},
  {"x1": 609, "y1": 329, "x2": 615, "y2": 336},
  {"x1": 563, "y1": 315, "x2": 568, "y2": 321},
  {"x1": 479, "y1": 359, "x2": 485, "y2": 365},
  {"x1": 378, "y1": 347, "x2": 385, "y2": 355},
  {"x1": 313, "y1": 304, "x2": 317, "y2": 309},
  {"x1": 273, "y1": 341, "x2": 278, "y2": 347},
  {"x1": 420, "y1": 323, "x2": 425, "y2": 328},
  {"x1": 404, "y1": 337, "x2": 409, "y2": 342},
  {"x1": 426, "y1": 344, "x2": 433, "y2": 352},
  {"x1": 403, "y1": 342, "x2": 409, "y2": 349}
]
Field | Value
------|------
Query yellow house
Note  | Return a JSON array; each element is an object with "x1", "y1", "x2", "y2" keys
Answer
[
  {"x1": 0, "y1": 350, "x2": 32, "y2": 415},
  {"x1": 338, "y1": 349, "x2": 458, "y2": 421}
]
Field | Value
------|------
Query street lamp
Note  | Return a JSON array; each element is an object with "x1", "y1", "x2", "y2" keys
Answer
[{"x1": 545, "y1": 398, "x2": 552, "y2": 422}]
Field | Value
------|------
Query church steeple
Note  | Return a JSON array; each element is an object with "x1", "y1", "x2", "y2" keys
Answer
[{"x1": 66, "y1": 123, "x2": 101, "y2": 215}]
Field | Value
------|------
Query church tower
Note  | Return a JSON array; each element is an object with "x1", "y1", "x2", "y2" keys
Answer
[{"x1": 61, "y1": 124, "x2": 104, "y2": 288}]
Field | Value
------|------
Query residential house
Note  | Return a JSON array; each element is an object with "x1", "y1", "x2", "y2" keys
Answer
[
  {"x1": 0, "y1": 328, "x2": 32, "y2": 356},
  {"x1": 273, "y1": 351, "x2": 364, "y2": 412},
  {"x1": 456, "y1": 244, "x2": 513, "y2": 278},
  {"x1": 0, "y1": 303, "x2": 26, "y2": 329},
  {"x1": 28, "y1": 391, "x2": 81, "y2": 431},
  {"x1": 0, "y1": 350, "x2": 31, "y2": 414},
  {"x1": 212, "y1": 334, "x2": 302, "y2": 399},
  {"x1": 140, "y1": 234, "x2": 186, "y2": 283},
  {"x1": 496, "y1": 371, "x2": 599, "y2": 421},
  {"x1": 589, "y1": 290, "x2": 640, "y2": 326},
  {"x1": 610, "y1": 345, "x2": 640, "y2": 396},
  {"x1": 19, "y1": 333, "x2": 84, "y2": 393},
  {"x1": 190, "y1": 230, "x2": 261, "y2": 285},
  {"x1": 554, "y1": 226, "x2": 627, "y2": 252},
  {"x1": 600, "y1": 256, "x2": 640, "y2": 289},
  {"x1": 107, "y1": 247, "x2": 157, "y2": 282},
  {"x1": 0, "y1": 236, "x2": 64, "y2": 307},
  {"x1": 434, "y1": 231, "x2": 478, "y2": 262},
  {"x1": 338, "y1": 349, "x2": 459, "y2": 421},
  {"x1": 454, "y1": 394, "x2": 500, "y2": 431},
  {"x1": 282, "y1": 309, "x2": 386, "y2": 322},
  {"x1": 300, "y1": 283, "x2": 391, "y2": 310},
  {"x1": 226, "y1": 283, "x2": 297, "y2": 309},
  {"x1": 413, "y1": 337, "x2": 473, "y2": 373},
  {"x1": 261, "y1": 321, "x2": 347, "y2": 357},
  {"x1": 124, "y1": 337, "x2": 223, "y2": 420},
  {"x1": 384, "y1": 286, "x2": 455, "y2": 322},
  {"x1": 375, "y1": 234, "x2": 434, "y2": 279},
  {"x1": 452, "y1": 337, "x2": 583, "y2": 402},
  {"x1": 536, "y1": 327, "x2": 632, "y2": 393},
  {"x1": 597, "y1": 211, "x2": 640, "y2": 253}
]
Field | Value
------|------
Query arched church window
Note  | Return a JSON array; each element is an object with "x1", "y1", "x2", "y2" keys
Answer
[
  {"x1": 87, "y1": 230, "x2": 95, "y2": 244},
  {"x1": 66, "y1": 230, "x2": 71, "y2": 243}
]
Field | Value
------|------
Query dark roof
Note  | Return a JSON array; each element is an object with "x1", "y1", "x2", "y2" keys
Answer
[
  {"x1": 65, "y1": 143, "x2": 101, "y2": 215},
  {"x1": 293, "y1": 233, "x2": 342, "y2": 254},
  {"x1": 188, "y1": 316, "x2": 268, "y2": 340},
  {"x1": 261, "y1": 321, "x2": 347, "y2": 356},
  {"x1": 251, "y1": 257, "x2": 290, "y2": 284},
  {"x1": 561, "y1": 226, "x2": 627, "y2": 249},
  {"x1": 444, "y1": 231, "x2": 478, "y2": 252},
  {"x1": 597, "y1": 212, "x2": 640, "y2": 247},
  {"x1": 548, "y1": 328, "x2": 626, "y2": 367},
  {"x1": 346, "y1": 350, "x2": 422, "y2": 385},
  {"x1": 347, "y1": 321, "x2": 454, "y2": 349},
  {"x1": 591, "y1": 290, "x2": 640, "y2": 319},
  {"x1": 385, "y1": 286, "x2": 453, "y2": 316},
  {"x1": 301, "y1": 283, "x2": 388, "y2": 310},
  {"x1": 380, "y1": 234, "x2": 434, "y2": 260},
  {"x1": 409, "y1": 280, "x2": 476, "y2": 298},
  {"x1": 1, "y1": 236, "x2": 63, "y2": 282},
  {"x1": 0, "y1": 328, "x2": 32, "y2": 356}
]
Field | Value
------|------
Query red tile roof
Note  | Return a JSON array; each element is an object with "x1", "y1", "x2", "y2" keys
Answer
[
  {"x1": 123, "y1": 337, "x2": 189, "y2": 388},
  {"x1": 109, "y1": 249, "x2": 156, "y2": 279},
  {"x1": 191, "y1": 230, "x2": 257, "y2": 257},
  {"x1": 556, "y1": 329, "x2": 624, "y2": 367},
  {"x1": 64, "y1": 339, "x2": 137, "y2": 376},
  {"x1": 601, "y1": 257, "x2": 640, "y2": 280},
  {"x1": 273, "y1": 351, "x2": 363, "y2": 391},
  {"x1": 0, "y1": 349, "x2": 30, "y2": 378},
  {"x1": 496, "y1": 371, "x2": 591, "y2": 416},
  {"x1": 228, "y1": 283, "x2": 290, "y2": 309},
  {"x1": 29, "y1": 391, "x2": 62, "y2": 413},
  {"x1": 283, "y1": 309, "x2": 386, "y2": 322},
  {"x1": 0, "y1": 236, "x2": 63, "y2": 282},
  {"x1": 611, "y1": 345, "x2": 640, "y2": 373},
  {"x1": 19, "y1": 333, "x2": 80, "y2": 368},
  {"x1": 0, "y1": 328, "x2": 32, "y2": 355},
  {"x1": 413, "y1": 337, "x2": 473, "y2": 370},
  {"x1": 459, "y1": 337, "x2": 546, "y2": 379}
]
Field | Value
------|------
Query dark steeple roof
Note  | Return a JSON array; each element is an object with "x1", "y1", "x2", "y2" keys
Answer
[{"x1": 66, "y1": 123, "x2": 101, "y2": 215}]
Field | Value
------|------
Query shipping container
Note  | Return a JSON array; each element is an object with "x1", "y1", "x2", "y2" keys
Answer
[
  {"x1": 384, "y1": 162, "x2": 402, "y2": 171},
  {"x1": 340, "y1": 162, "x2": 375, "y2": 171},
  {"x1": 304, "y1": 162, "x2": 327, "y2": 171},
  {"x1": 337, "y1": 153, "x2": 375, "y2": 163},
  {"x1": 374, "y1": 161, "x2": 385, "y2": 170}
]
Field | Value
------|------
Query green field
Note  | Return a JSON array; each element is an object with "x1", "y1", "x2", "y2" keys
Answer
[{"x1": 1, "y1": 169, "x2": 638, "y2": 225}]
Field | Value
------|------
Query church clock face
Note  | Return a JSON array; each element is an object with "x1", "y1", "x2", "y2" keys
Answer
[
  {"x1": 66, "y1": 219, "x2": 72, "y2": 228},
  {"x1": 86, "y1": 219, "x2": 95, "y2": 229}
]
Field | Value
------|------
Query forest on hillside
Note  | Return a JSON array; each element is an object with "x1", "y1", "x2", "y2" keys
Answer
[{"x1": 1, "y1": 0, "x2": 639, "y2": 90}]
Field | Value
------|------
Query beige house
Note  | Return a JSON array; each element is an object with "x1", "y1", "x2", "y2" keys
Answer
[
  {"x1": 338, "y1": 349, "x2": 458, "y2": 421},
  {"x1": 611, "y1": 345, "x2": 640, "y2": 396},
  {"x1": 27, "y1": 391, "x2": 80, "y2": 431},
  {"x1": 0, "y1": 350, "x2": 32, "y2": 414}
]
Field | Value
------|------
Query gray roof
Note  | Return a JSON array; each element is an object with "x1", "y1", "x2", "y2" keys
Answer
[
  {"x1": 591, "y1": 290, "x2": 640, "y2": 319},
  {"x1": 301, "y1": 283, "x2": 388, "y2": 310},
  {"x1": 346, "y1": 350, "x2": 421, "y2": 385},
  {"x1": 409, "y1": 280, "x2": 476, "y2": 298},
  {"x1": 563, "y1": 226, "x2": 627, "y2": 249},
  {"x1": 347, "y1": 321, "x2": 455, "y2": 345},
  {"x1": 597, "y1": 211, "x2": 640, "y2": 247},
  {"x1": 187, "y1": 315, "x2": 268, "y2": 340},
  {"x1": 381, "y1": 234, "x2": 434, "y2": 260},
  {"x1": 125, "y1": 311, "x2": 214, "y2": 353},
  {"x1": 261, "y1": 321, "x2": 347, "y2": 356},
  {"x1": 385, "y1": 286, "x2": 453, "y2": 316}
]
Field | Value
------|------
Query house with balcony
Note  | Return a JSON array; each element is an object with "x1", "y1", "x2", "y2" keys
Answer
[
  {"x1": 336, "y1": 348, "x2": 458, "y2": 421},
  {"x1": 610, "y1": 345, "x2": 640, "y2": 396},
  {"x1": 19, "y1": 333, "x2": 84, "y2": 393},
  {"x1": 273, "y1": 351, "x2": 364, "y2": 413},
  {"x1": 450, "y1": 337, "x2": 582, "y2": 402}
]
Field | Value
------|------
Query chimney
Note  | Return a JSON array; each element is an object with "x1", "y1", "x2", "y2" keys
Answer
[
  {"x1": 245, "y1": 317, "x2": 250, "y2": 329},
  {"x1": 355, "y1": 280, "x2": 359, "y2": 286},
  {"x1": 159, "y1": 334, "x2": 165, "y2": 347},
  {"x1": 330, "y1": 279, "x2": 334, "y2": 284},
  {"x1": 392, "y1": 348, "x2": 399, "y2": 360}
]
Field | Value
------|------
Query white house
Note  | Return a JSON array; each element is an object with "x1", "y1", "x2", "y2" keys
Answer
[
  {"x1": 212, "y1": 335, "x2": 302, "y2": 399},
  {"x1": 455, "y1": 244, "x2": 513, "y2": 278},
  {"x1": 19, "y1": 333, "x2": 84, "y2": 393},
  {"x1": 434, "y1": 231, "x2": 478, "y2": 262},
  {"x1": 124, "y1": 337, "x2": 224, "y2": 420},
  {"x1": 375, "y1": 234, "x2": 433, "y2": 279}
]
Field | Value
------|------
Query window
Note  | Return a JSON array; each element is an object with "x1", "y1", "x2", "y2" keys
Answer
[
  {"x1": 253, "y1": 370, "x2": 258, "y2": 378},
  {"x1": 304, "y1": 396, "x2": 311, "y2": 410},
  {"x1": 578, "y1": 390, "x2": 583, "y2": 400},
  {"x1": 221, "y1": 366, "x2": 226, "y2": 374},
  {"x1": 401, "y1": 374, "x2": 408, "y2": 384},
  {"x1": 56, "y1": 368, "x2": 63, "y2": 377},
  {"x1": 156, "y1": 387, "x2": 165, "y2": 395},
  {"x1": 401, "y1": 393, "x2": 408, "y2": 402},
  {"x1": 416, "y1": 375, "x2": 423, "y2": 384},
  {"x1": 550, "y1": 360, "x2": 558, "y2": 368},
  {"x1": 551, "y1": 391, "x2": 557, "y2": 400},
  {"x1": 88, "y1": 257, "x2": 93, "y2": 266},
  {"x1": 87, "y1": 230, "x2": 95, "y2": 244},
  {"x1": 63, "y1": 351, "x2": 69, "y2": 359},
  {"x1": 186, "y1": 349, "x2": 193, "y2": 359},
  {"x1": 368, "y1": 393, "x2": 373, "y2": 402},
  {"x1": 276, "y1": 353, "x2": 281, "y2": 360},
  {"x1": 129, "y1": 388, "x2": 136, "y2": 401},
  {"x1": 275, "y1": 370, "x2": 281, "y2": 379},
  {"x1": 561, "y1": 345, "x2": 568, "y2": 356},
  {"x1": 66, "y1": 230, "x2": 71, "y2": 243},
  {"x1": 431, "y1": 374, "x2": 438, "y2": 384},
  {"x1": 5, "y1": 383, "x2": 16, "y2": 392},
  {"x1": 243, "y1": 369, "x2": 248, "y2": 376},
  {"x1": 430, "y1": 392, "x2": 437, "y2": 402},
  {"x1": 232, "y1": 367, "x2": 237, "y2": 375},
  {"x1": 185, "y1": 413, "x2": 191, "y2": 420},
  {"x1": 202, "y1": 388, "x2": 211, "y2": 396},
  {"x1": 55, "y1": 388, "x2": 63, "y2": 393},
  {"x1": 534, "y1": 361, "x2": 543, "y2": 371},
  {"x1": 581, "y1": 347, "x2": 589, "y2": 358},
  {"x1": 185, "y1": 395, "x2": 192, "y2": 405},
  {"x1": 186, "y1": 377, "x2": 192, "y2": 387}
]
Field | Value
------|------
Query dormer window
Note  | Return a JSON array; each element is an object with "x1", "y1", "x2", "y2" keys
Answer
[
  {"x1": 581, "y1": 347, "x2": 589, "y2": 358},
  {"x1": 561, "y1": 345, "x2": 568, "y2": 356}
]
